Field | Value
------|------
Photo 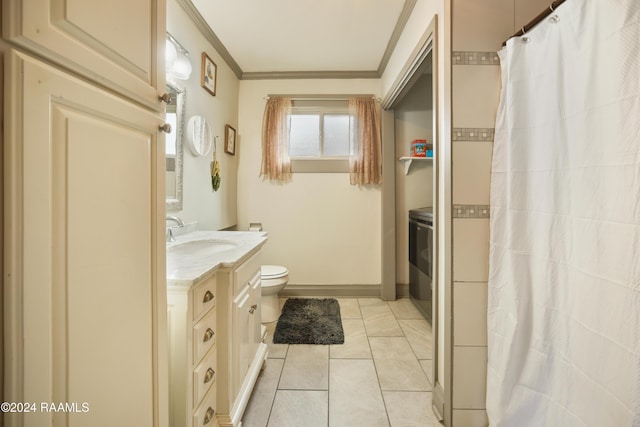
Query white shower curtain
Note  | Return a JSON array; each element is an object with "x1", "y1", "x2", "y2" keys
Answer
[{"x1": 487, "y1": 1, "x2": 640, "y2": 426}]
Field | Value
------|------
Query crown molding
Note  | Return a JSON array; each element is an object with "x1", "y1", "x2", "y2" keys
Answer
[
  {"x1": 377, "y1": 0, "x2": 417, "y2": 76},
  {"x1": 241, "y1": 70, "x2": 380, "y2": 80},
  {"x1": 382, "y1": 15, "x2": 436, "y2": 109},
  {"x1": 175, "y1": 0, "x2": 244, "y2": 79}
]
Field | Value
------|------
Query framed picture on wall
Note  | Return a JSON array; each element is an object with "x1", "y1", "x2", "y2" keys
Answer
[
  {"x1": 225, "y1": 124, "x2": 236, "y2": 155},
  {"x1": 201, "y1": 52, "x2": 217, "y2": 96}
]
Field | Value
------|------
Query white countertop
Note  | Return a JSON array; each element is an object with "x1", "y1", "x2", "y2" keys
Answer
[{"x1": 166, "y1": 230, "x2": 268, "y2": 287}]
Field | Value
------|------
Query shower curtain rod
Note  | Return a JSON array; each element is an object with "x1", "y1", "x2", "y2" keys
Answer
[{"x1": 502, "y1": 0, "x2": 567, "y2": 46}]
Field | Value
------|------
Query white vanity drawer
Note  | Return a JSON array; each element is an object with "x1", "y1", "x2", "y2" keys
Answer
[
  {"x1": 233, "y1": 250, "x2": 262, "y2": 295},
  {"x1": 193, "y1": 386, "x2": 217, "y2": 427},
  {"x1": 193, "y1": 347, "x2": 217, "y2": 408},
  {"x1": 193, "y1": 275, "x2": 216, "y2": 322},
  {"x1": 193, "y1": 310, "x2": 216, "y2": 364}
]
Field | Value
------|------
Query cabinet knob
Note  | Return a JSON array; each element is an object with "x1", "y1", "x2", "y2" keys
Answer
[
  {"x1": 159, "y1": 123, "x2": 172, "y2": 133},
  {"x1": 204, "y1": 367, "x2": 215, "y2": 384},
  {"x1": 203, "y1": 407, "x2": 215, "y2": 424},
  {"x1": 202, "y1": 290, "x2": 214, "y2": 303},
  {"x1": 249, "y1": 304, "x2": 258, "y2": 314},
  {"x1": 158, "y1": 92, "x2": 172, "y2": 103},
  {"x1": 203, "y1": 328, "x2": 215, "y2": 343}
]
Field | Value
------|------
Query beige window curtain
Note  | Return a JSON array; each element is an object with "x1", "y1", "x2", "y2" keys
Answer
[
  {"x1": 349, "y1": 97, "x2": 382, "y2": 185},
  {"x1": 260, "y1": 96, "x2": 292, "y2": 181}
]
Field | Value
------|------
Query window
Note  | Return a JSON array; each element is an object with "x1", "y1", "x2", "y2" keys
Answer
[
  {"x1": 287, "y1": 100, "x2": 351, "y2": 172},
  {"x1": 261, "y1": 95, "x2": 381, "y2": 182}
]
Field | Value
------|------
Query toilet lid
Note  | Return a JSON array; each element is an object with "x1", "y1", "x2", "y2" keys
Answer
[{"x1": 261, "y1": 265, "x2": 288, "y2": 279}]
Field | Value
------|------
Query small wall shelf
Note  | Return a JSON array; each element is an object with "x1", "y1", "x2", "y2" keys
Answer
[{"x1": 399, "y1": 156, "x2": 433, "y2": 174}]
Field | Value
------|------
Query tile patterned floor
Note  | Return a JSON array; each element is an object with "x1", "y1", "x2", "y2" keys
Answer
[{"x1": 242, "y1": 297, "x2": 440, "y2": 427}]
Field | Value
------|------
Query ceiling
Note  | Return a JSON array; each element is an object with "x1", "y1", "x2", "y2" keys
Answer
[{"x1": 186, "y1": 0, "x2": 415, "y2": 79}]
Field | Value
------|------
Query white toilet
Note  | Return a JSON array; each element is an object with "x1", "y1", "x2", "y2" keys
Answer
[{"x1": 260, "y1": 265, "x2": 289, "y2": 323}]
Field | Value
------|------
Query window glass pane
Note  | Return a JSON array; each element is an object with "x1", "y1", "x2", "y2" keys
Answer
[
  {"x1": 323, "y1": 114, "x2": 350, "y2": 157},
  {"x1": 289, "y1": 114, "x2": 320, "y2": 157}
]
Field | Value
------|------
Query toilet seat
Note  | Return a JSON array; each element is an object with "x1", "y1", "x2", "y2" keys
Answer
[{"x1": 261, "y1": 265, "x2": 288, "y2": 280}]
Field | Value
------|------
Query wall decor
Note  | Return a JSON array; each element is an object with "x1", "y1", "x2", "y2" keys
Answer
[
  {"x1": 185, "y1": 115, "x2": 212, "y2": 157},
  {"x1": 224, "y1": 124, "x2": 236, "y2": 155},
  {"x1": 201, "y1": 52, "x2": 217, "y2": 96},
  {"x1": 211, "y1": 138, "x2": 221, "y2": 192}
]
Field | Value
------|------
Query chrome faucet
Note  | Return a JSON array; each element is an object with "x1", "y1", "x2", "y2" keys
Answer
[
  {"x1": 166, "y1": 216, "x2": 184, "y2": 242},
  {"x1": 166, "y1": 216, "x2": 184, "y2": 227}
]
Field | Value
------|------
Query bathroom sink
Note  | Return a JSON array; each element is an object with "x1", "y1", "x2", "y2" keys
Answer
[
  {"x1": 167, "y1": 239, "x2": 238, "y2": 256},
  {"x1": 166, "y1": 231, "x2": 267, "y2": 285}
]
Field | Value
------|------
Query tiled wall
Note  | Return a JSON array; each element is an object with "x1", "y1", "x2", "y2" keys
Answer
[{"x1": 450, "y1": 0, "x2": 549, "y2": 425}]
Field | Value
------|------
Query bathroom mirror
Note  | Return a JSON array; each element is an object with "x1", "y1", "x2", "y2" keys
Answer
[{"x1": 166, "y1": 81, "x2": 185, "y2": 211}]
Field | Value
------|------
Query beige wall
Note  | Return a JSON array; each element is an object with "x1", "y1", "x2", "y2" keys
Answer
[
  {"x1": 450, "y1": 0, "x2": 549, "y2": 425},
  {"x1": 236, "y1": 79, "x2": 382, "y2": 287},
  {"x1": 382, "y1": 0, "x2": 444, "y2": 97},
  {"x1": 167, "y1": 0, "x2": 240, "y2": 231}
]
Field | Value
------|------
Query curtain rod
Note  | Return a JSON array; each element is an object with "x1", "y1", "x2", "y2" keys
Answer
[
  {"x1": 502, "y1": 0, "x2": 567, "y2": 46},
  {"x1": 264, "y1": 94, "x2": 380, "y2": 101}
]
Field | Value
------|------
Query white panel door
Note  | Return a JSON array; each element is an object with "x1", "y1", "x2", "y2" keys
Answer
[
  {"x1": 3, "y1": 0, "x2": 165, "y2": 110},
  {"x1": 231, "y1": 285, "x2": 251, "y2": 400},
  {"x1": 248, "y1": 272, "x2": 262, "y2": 360},
  {"x1": 4, "y1": 50, "x2": 167, "y2": 427}
]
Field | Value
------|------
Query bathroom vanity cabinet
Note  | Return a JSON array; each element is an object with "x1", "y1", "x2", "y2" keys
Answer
[
  {"x1": 230, "y1": 252, "x2": 265, "y2": 415},
  {"x1": 3, "y1": 1, "x2": 168, "y2": 426},
  {"x1": 167, "y1": 274, "x2": 218, "y2": 426},
  {"x1": 214, "y1": 250, "x2": 268, "y2": 427},
  {"x1": 166, "y1": 231, "x2": 268, "y2": 427},
  {"x1": 167, "y1": 275, "x2": 219, "y2": 427}
]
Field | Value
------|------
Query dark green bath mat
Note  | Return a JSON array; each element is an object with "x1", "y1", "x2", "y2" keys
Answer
[{"x1": 273, "y1": 298, "x2": 344, "y2": 345}]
